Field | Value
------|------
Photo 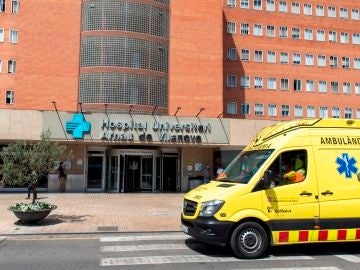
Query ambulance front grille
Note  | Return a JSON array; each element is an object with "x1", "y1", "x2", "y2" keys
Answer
[{"x1": 183, "y1": 199, "x2": 198, "y2": 216}]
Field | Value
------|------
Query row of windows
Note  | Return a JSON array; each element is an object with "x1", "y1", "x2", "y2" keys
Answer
[
  {"x1": 0, "y1": 59, "x2": 16, "y2": 73},
  {"x1": 0, "y1": 28, "x2": 18, "y2": 43},
  {"x1": 227, "y1": 22, "x2": 360, "y2": 45},
  {"x1": 226, "y1": 76, "x2": 360, "y2": 94},
  {"x1": 227, "y1": 48, "x2": 360, "y2": 69},
  {"x1": 0, "y1": 0, "x2": 20, "y2": 13},
  {"x1": 226, "y1": 102, "x2": 360, "y2": 119},
  {"x1": 226, "y1": 0, "x2": 360, "y2": 20}
]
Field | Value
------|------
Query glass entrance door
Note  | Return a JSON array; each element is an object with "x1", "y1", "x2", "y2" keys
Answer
[
  {"x1": 141, "y1": 156, "x2": 153, "y2": 190},
  {"x1": 108, "y1": 156, "x2": 119, "y2": 192},
  {"x1": 162, "y1": 156, "x2": 178, "y2": 192},
  {"x1": 125, "y1": 156, "x2": 141, "y2": 191},
  {"x1": 87, "y1": 155, "x2": 104, "y2": 190}
]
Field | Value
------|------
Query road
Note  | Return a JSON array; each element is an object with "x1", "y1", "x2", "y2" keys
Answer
[{"x1": 1, "y1": 232, "x2": 360, "y2": 270}]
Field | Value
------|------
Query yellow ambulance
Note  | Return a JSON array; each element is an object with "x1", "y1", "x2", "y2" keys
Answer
[{"x1": 181, "y1": 118, "x2": 360, "y2": 258}]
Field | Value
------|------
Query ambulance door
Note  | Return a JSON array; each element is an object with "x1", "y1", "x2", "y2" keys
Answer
[
  {"x1": 315, "y1": 148, "x2": 360, "y2": 233},
  {"x1": 261, "y1": 149, "x2": 319, "y2": 243}
]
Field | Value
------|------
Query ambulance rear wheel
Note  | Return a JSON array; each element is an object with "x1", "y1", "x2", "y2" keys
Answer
[{"x1": 230, "y1": 222, "x2": 268, "y2": 259}]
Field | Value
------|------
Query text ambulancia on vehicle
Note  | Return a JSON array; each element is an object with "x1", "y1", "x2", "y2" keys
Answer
[{"x1": 181, "y1": 118, "x2": 360, "y2": 259}]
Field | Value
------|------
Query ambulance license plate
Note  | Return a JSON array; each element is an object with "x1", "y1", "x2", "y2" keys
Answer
[{"x1": 181, "y1": 224, "x2": 188, "y2": 234}]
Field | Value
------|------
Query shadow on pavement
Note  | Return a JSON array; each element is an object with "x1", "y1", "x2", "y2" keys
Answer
[{"x1": 14, "y1": 214, "x2": 92, "y2": 227}]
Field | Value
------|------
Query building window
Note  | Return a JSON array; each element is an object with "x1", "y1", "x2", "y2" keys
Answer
[
  {"x1": 294, "y1": 79, "x2": 302, "y2": 91},
  {"x1": 280, "y1": 78, "x2": 289, "y2": 90},
  {"x1": 352, "y1": 33, "x2": 360, "y2": 45},
  {"x1": 240, "y1": 0, "x2": 249, "y2": 8},
  {"x1": 266, "y1": 25, "x2": 275, "y2": 37},
  {"x1": 254, "y1": 77, "x2": 263, "y2": 88},
  {"x1": 7, "y1": 60, "x2": 16, "y2": 73},
  {"x1": 11, "y1": 0, "x2": 19, "y2": 13},
  {"x1": 281, "y1": 105, "x2": 290, "y2": 116},
  {"x1": 328, "y1": 6, "x2": 336, "y2": 18},
  {"x1": 307, "y1": 106, "x2": 315, "y2": 117},
  {"x1": 294, "y1": 105, "x2": 303, "y2": 117},
  {"x1": 357, "y1": 109, "x2": 360, "y2": 119},
  {"x1": 319, "y1": 107, "x2": 328, "y2": 118},
  {"x1": 5, "y1": 91, "x2": 14, "y2": 104},
  {"x1": 227, "y1": 75, "x2": 237, "y2": 88},
  {"x1": 340, "y1": 32, "x2": 349, "y2": 43},
  {"x1": 343, "y1": 82, "x2": 351, "y2": 94},
  {"x1": 351, "y1": 9, "x2": 360, "y2": 20},
  {"x1": 330, "y1": 56, "x2": 338, "y2": 67},
  {"x1": 330, "y1": 81, "x2": 339, "y2": 93},
  {"x1": 318, "y1": 81, "x2": 327, "y2": 92},
  {"x1": 342, "y1": 57, "x2": 350, "y2": 68},
  {"x1": 253, "y1": 24, "x2": 262, "y2": 36},
  {"x1": 0, "y1": 59, "x2": 2, "y2": 73},
  {"x1": 316, "y1": 5, "x2": 324, "y2": 16},
  {"x1": 317, "y1": 55, "x2": 326, "y2": 67},
  {"x1": 254, "y1": 104, "x2": 264, "y2": 115},
  {"x1": 0, "y1": 28, "x2": 3, "y2": 42},
  {"x1": 227, "y1": 102, "x2": 237, "y2": 114},
  {"x1": 280, "y1": 52, "x2": 289, "y2": 64},
  {"x1": 266, "y1": 0, "x2": 275, "y2": 11},
  {"x1": 267, "y1": 77, "x2": 276, "y2": 89},
  {"x1": 0, "y1": 0, "x2": 5, "y2": 12},
  {"x1": 329, "y1": 31, "x2": 337, "y2": 42},
  {"x1": 241, "y1": 49, "x2": 250, "y2": 61},
  {"x1": 268, "y1": 104, "x2": 277, "y2": 116},
  {"x1": 241, "y1": 23, "x2": 250, "y2": 35},
  {"x1": 240, "y1": 76, "x2": 250, "y2": 88},
  {"x1": 332, "y1": 107, "x2": 340, "y2": 118},
  {"x1": 305, "y1": 54, "x2": 314, "y2": 66},
  {"x1": 253, "y1": 0, "x2": 262, "y2": 10},
  {"x1": 9, "y1": 29, "x2": 18, "y2": 43},
  {"x1": 355, "y1": 83, "x2": 360, "y2": 94},
  {"x1": 354, "y1": 58, "x2": 360, "y2": 69},
  {"x1": 304, "y1": 29, "x2": 313, "y2": 40},
  {"x1": 279, "y1": 1, "x2": 287, "y2": 13},
  {"x1": 227, "y1": 22, "x2": 236, "y2": 34},
  {"x1": 228, "y1": 0, "x2": 236, "y2": 7},
  {"x1": 254, "y1": 50, "x2": 263, "y2": 62},
  {"x1": 279, "y1": 26, "x2": 288, "y2": 38},
  {"x1": 304, "y1": 4, "x2": 312, "y2": 15},
  {"x1": 292, "y1": 28, "x2": 300, "y2": 39},
  {"x1": 227, "y1": 48, "x2": 237, "y2": 60},
  {"x1": 340, "y1": 8, "x2": 348, "y2": 19},
  {"x1": 306, "y1": 80, "x2": 314, "y2": 92},
  {"x1": 241, "y1": 103, "x2": 250, "y2": 115},
  {"x1": 316, "y1": 30, "x2": 325, "y2": 41},
  {"x1": 292, "y1": 53, "x2": 301, "y2": 64},
  {"x1": 291, "y1": 2, "x2": 300, "y2": 14},
  {"x1": 344, "y1": 108, "x2": 353, "y2": 119},
  {"x1": 267, "y1": 51, "x2": 276, "y2": 63}
]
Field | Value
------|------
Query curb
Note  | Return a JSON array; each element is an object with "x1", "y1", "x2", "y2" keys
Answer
[{"x1": 0, "y1": 237, "x2": 6, "y2": 243}]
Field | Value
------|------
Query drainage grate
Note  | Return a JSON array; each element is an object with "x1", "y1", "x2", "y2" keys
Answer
[{"x1": 97, "y1": 226, "x2": 118, "y2": 232}]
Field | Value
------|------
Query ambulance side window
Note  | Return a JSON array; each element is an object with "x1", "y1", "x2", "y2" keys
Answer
[{"x1": 267, "y1": 150, "x2": 307, "y2": 187}]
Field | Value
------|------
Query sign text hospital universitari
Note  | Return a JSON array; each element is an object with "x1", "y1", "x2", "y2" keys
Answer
[{"x1": 100, "y1": 119, "x2": 211, "y2": 143}]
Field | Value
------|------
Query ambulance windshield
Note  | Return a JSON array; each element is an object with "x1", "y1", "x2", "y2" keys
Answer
[{"x1": 216, "y1": 149, "x2": 274, "y2": 184}]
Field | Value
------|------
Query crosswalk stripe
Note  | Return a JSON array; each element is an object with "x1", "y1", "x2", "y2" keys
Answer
[
  {"x1": 230, "y1": 268, "x2": 341, "y2": 270},
  {"x1": 334, "y1": 254, "x2": 360, "y2": 263},
  {"x1": 100, "y1": 255, "x2": 314, "y2": 266},
  {"x1": 101, "y1": 243, "x2": 189, "y2": 252},
  {"x1": 100, "y1": 233, "x2": 189, "y2": 242}
]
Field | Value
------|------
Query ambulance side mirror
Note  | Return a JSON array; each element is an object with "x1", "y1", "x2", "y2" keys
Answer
[
  {"x1": 261, "y1": 170, "x2": 273, "y2": 189},
  {"x1": 357, "y1": 173, "x2": 360, "y2": 182}
]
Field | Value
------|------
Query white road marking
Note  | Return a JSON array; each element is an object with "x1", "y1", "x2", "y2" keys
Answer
[
  {"x1": 100, "y1": 255, "x2": 314, "y2": 266},
  {"x1": 101, "y1": 243, "x2": 189, "y2": 252},
  {"x1": 100, "y1": 233, "x2": 189, "y2": 242},
  {"x1": 334, "y1": 254, "x2": 360, "y2": 263},
  {"x1": 230, "y1": 268, "x2": 341, "y2": 270}
]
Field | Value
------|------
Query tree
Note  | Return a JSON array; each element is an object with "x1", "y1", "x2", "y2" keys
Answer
[{"x1": 0, "y1": 130, "x2": 63, "y2": 203}]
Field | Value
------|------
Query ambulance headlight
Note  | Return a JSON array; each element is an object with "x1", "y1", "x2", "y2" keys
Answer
[{"x1": 199, "y1": 200, "x2": 224, "y2": 217}]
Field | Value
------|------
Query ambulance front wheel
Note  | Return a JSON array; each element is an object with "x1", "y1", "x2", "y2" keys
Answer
[{"x1": 230, "y1": 221, "x2": 269, "y2": 259}]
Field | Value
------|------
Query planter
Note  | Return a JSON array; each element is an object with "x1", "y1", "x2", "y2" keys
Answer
[{"x1": 8, "y1": 202, "x2": 57, "y2": 224}]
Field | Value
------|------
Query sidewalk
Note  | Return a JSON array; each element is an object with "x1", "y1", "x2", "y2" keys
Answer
[{"x1": 0, "y1": 193, "x2": 184, "y2": 236}]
